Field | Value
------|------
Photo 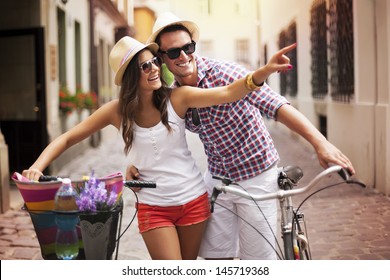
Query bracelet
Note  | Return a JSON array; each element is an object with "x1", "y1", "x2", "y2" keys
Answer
[{"x1": 245, "y1": 72, "x2": 264, "y2": 91}]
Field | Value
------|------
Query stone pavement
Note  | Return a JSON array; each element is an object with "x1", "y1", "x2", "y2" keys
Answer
[{"x1": 1, "y1": 123, "x2": 390, "y2": 260}]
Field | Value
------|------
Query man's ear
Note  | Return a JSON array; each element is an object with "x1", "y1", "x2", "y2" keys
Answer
[{"x1": 157, "y1": 52, "x2": 165, "y2": 62}]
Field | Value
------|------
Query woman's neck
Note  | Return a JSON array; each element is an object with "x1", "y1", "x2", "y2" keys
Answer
[{"x1": 135, "y1": 91, "x2": 161, "y2": 128}]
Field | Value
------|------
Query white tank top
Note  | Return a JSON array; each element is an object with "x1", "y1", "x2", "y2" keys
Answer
[{"x1": 128, "y1": 100, "x2": 206, "y2": 206}]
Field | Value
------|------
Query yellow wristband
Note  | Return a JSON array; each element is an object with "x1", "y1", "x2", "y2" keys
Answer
[{"x1": 245, "y1": 72, "x2": 263, "y2": 91}]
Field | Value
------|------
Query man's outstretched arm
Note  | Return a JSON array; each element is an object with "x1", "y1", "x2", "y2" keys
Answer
[{"x1": 276, "y1": 104, "x2": 355, "y2": 175}]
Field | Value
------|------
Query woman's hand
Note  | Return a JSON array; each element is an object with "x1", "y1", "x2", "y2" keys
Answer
[
  {"x1": 126, "y1": 165, "x2": 142, "y2": 192},
  {"x1": 22, "y1": 168, "x2": 43, "y2": 181},
  {"x1": 252, "y1": 43, "x2": 296, "y2": 85},
  {"x1": 267, "y1": 43, "x2": 296, "y2": 72}
]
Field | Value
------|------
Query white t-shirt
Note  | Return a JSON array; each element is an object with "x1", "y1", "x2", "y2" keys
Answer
[{"x1": 128, "y1": 100, "x2": 206, "y2": 206}]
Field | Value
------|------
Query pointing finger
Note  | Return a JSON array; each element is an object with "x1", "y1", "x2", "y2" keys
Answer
[{"x1": 278, "y1": 43, "x2": 297, "y2": 55}]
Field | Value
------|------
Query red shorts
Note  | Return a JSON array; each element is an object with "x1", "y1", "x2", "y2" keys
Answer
[{"x1": 136, "y1": 193, "x2": 210, "y2": 233}]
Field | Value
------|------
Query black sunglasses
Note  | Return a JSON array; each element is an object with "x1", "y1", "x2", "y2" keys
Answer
[
  {"x1": 159, "y1": 41, "x2": 196, "y2": 59},
  {"x1": 139, "y1": 57, "x2": 162, "y2": 74}
]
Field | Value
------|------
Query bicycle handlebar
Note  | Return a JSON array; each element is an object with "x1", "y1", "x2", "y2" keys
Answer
[
  {"x1": 214, "y1": 165, "x2": 351, "y2": 202},
  {"x1": 123, "y1": 180, "x2": 156, "y2": 188},
  {"x1": 38, "y1": 175, "x2": 60, "y2": 182},
  {"x1": 38, "y1": 175, "x2": 156, "y2": 188}
]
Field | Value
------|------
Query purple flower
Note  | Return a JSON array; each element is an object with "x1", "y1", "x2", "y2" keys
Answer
[
  {"x1": 107, "y1": 192, "x2": 118, "y2": 207},
  {"x1": 75, "y1": 171, "x2": 119, "y2": 213},
  {"x1": 76, "y1": 195, "x2": 96, "y2": 212}
]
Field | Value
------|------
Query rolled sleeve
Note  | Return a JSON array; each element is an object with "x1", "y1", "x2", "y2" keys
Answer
[{"x1": 244, "y1": 83, "x2": 290, "y2": 120}]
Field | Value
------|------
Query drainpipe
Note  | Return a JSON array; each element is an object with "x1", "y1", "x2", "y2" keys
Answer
[
  {"x1": 0, "y1": 128, "x2": 10, "y2": 213},
  {"x1": 89, "y1": 0, "x2": 98, "y2": 95}
]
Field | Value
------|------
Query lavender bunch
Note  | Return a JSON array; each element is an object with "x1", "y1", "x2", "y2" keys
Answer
[{"x1": 76, "y1": 172, "x2": 118, "y2": 213}]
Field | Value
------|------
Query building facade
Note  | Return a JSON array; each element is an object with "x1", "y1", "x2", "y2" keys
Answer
[
  {"x1": 260, "y1": 0, "x2": 390, "y2": 194},
  {"x1": 0, "y1": 0, "x2": 134, "y2": 210}
]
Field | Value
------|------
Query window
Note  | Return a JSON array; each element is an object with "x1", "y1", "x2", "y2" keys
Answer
[
  {"x1": 310, "y1": 0, "x2": 328, "y2": 99},
  {"x1": 235, "y1": 39, "x2": 249, "y2": 68},
  {"x1": 75, "y1": 21, "x2": 81, "y2": 87},
  {"x1": 310, "y1": 0, "x2": 354, "y2": 102},
  {"x1": 278, "y1": 31, "x2": 287, "y2": 96},
  {"x1": 319, "y1": 115, "x2": 327, "y2": 138},
  {"x1": 286, "y1": 22, "x2": 297, "y2": 97},
  {"x1": 278, "y1": 22, "x2": 297, "y2": 97},
  {"x1": 199, "y1": 40, "x2": 214, "y2": 58},
  {"x1": 57, "y1": 8, "x2": 66, "y2": 87},
  {"x1": 329, "y1": 0, "x2": 354, "y2": 102},
  {"x1": 263, "y1": 44, "x2": 268, "y2": 84}
]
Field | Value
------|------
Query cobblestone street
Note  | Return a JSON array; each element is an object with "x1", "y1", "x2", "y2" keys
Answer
[{"x1": 1, "y1": 123, "x2": 390, "y2": 260}]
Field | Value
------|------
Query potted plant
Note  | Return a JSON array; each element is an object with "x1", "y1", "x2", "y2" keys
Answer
[
  {"x1": 59, "y1": 85, "x2": 76, "y2": 115},
  {"x1": 76, "y1": 172, "x2": 121, "y2": 260}
]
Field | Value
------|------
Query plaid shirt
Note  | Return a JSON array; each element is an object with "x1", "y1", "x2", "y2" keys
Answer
[{"x1": 174, "y1": 56, "x2": 289, "y2": 182}]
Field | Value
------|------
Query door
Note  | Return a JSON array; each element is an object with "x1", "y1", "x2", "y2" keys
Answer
[{"x1": 0, "y1": 27, "x2": 48, "y2": 174}]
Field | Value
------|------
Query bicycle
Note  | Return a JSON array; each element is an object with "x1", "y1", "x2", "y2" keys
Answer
[
  {"x1": 209, "y1": 164, "x2": 365, "y2": 260},
  {"x1": 12, "y1": 171, "x2": 156, "y2": 260}
]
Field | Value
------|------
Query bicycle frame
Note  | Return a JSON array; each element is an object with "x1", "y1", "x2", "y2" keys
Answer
[{"x1": 212, "y1": 165, "x2": 347, "y2": 260}]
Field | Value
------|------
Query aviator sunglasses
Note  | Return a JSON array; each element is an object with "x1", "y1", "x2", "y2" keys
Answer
[
  {"x1": 159, "y1": 41, "x2": 196, "y2": 59},
  {"x1": 139, "y1": 56, "x2": 163, "y2": 74}
]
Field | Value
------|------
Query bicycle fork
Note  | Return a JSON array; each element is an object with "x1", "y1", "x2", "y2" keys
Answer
[
  {"x1": 280, "y1": 196, "x2": 297, "y2": 260},
  {"x1": 280, "y1": 196, "x2": 311, "y2": 260},
  {"x1": 294, "y1": 211, "x2": 310, "y2": 259},
  {"x1": 280, "y1": 196, "x2": 310, "y2": 260}
]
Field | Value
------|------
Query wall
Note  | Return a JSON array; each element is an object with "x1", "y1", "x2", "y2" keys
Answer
[
  {"x1": 374, "y1": 0, "x2": 390, "y2": 195},
  {"x1": 42, "y1": 0, "x2": 92, "y2": 174},
  {"x1": 134, "y1": 7, "x2": 155, "y2": 43},
  {"x1": 137, "y1": 0, "x2": 261, "y2": 68},
  {"x1": 259, "y1": 0, "x2": 390, "y2": 193},
  {"x1": 173, "y1": 0, "x2": 261, "y2": 68}
]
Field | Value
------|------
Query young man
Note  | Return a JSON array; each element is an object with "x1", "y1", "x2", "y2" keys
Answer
[{"x1": 128, "y1": 12, "x2": 355, "y2": 260}]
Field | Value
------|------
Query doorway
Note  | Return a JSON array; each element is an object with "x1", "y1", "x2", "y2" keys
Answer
[{"x1": 0, "y1": 27, "x2": 48, "y2": 174}]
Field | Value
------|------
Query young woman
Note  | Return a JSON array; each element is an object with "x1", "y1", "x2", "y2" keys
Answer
[{"x1": 22, "y1": 37, "x2": 295, "y2": 260}]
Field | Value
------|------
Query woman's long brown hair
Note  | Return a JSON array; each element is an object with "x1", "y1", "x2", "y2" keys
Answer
[{"x1": 118, "y1": 50, "x2": 172, "y2": 155}]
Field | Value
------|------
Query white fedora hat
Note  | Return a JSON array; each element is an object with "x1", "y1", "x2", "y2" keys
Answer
[
  {"x1": 109, "y1": 36, "x2": 159, "y2": 86},
  {"x1": 147, "y1": 12, "x2": 199, "y2": 44}
]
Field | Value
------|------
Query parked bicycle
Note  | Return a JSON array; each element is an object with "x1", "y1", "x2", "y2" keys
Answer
[{"x1": 209, "y1": 165, "x2": 365, "y2": 260}]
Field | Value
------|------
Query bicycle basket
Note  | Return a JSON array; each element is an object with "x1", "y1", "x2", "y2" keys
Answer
[{"x1": 12, "y1": 172, "x2": 124, "y2": 260}]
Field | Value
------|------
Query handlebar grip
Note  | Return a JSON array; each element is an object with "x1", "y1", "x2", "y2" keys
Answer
[
  {"x1": 124, "y1": 180, "x2": 156, "y2": 188},
  {"x1": 38, "y1": 175, "x2": 60, "y2": 182},
  {"x1": 337, "y1": 168, "x2": 352, "y2": 181}
]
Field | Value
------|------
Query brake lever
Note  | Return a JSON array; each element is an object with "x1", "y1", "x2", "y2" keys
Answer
[
  {"x1": 210, "y1": 188, "x2": 221, "y2": 213},
  {"x1": 210, "y1": 176, "x2": 233, "y2": 213}
]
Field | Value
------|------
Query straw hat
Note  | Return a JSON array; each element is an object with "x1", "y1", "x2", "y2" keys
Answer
[
  {"x1": 147, "y1": 12, "x2": 199, "y2": 44},
  {"x1": 109, "y1": 36, "x2": 159, "y2": 86}
]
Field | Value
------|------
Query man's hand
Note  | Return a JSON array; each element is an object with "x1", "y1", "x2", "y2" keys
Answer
[{"x1": 315, "y1": 141, "x2": 356, "y2": 175}]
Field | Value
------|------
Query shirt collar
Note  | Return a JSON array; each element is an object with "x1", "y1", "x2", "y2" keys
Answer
[{"x1": 173, "y1": 56, "x2": 217, "y2": 88}]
